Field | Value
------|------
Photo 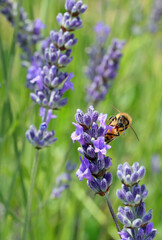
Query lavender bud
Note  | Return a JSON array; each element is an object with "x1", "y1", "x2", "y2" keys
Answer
[
  {"x1": 142, "y1": 210, "x2": 152, "y2": 224},
  {"x1": 83, "y1": 132, "x2": 91, "y2": 144},
  {"x1": 98, "y1": 159, "x2": 105, "y2": 171},
  {"x1": 117, "y1": 170, "x2": 123, "y2": 180},
  {"x1": 83, "y1": 113, "x2": 91, "y2": 127},
  {"x1": 78, "y1": 147, "x2": 84, "y2": 155},
  {"x1": 138, "y1": 166, "x2": 145, "y2": 179},
  {"x1": 132, "y1": 162, "x2": 140, "y2": 171},
  {"x1": 123, "y1": 217, "x2": 131, "y2": 227},
  {"x1": 116, "y1": 190, "x2": 125, "y2": 201},
  {"x1": 104, "y1": 172, "x2": 112, "y2": 186},
  {"x1": 100, "y1": 178, "x2": 108, "y2": 192},
  {"x1": 98, "y1": 127, "x2": 105, "y2": 136},
  {"x1": 125, "y1": 192, "x2": 134, "y2": 203},
  {"x1": 75, "y1": 109, "x2": 84, "y2": 124},
  {"x1": 86, "y1": 145, "x2": 96, "y2": 158},
  {"x1": 105, "y1": 157, "x2": 112, "y2": 169},
  {"x1": 136, "y1": 202, "x2": 145, "y2": 218},
  {"x1": 87, "y1": 179, "x2": 100, "y2": 192},
  {"x1": 89, "y1": 162, "x2": 99, "y2": 175},
  {"x1": 117, "y1": 213, "x2": 124, "y2": 224},
  {"x1": 132, "y1": 219, "x2": 142, "y2": 228},
  {"x1": 92, "y1": 111, "x2": 99, "y2": 122},
  {"x1": 125, "y1": 208, "x2": 134, "y2": 221},
  {"x1": 131, "y1": 172, "x2": 139, "y2": 183},
  {"x1": 134, "y1": 194, "x2": 141, "y2": 204},
  {"x1": 124, "y1": 167, "x2": 132, "y2": 176}
]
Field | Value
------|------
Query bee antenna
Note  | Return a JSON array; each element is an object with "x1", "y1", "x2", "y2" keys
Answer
[
  {"x1": 130, "y1": 126, "x2": 139, "y2": 141},
  {"x1": 112, "y1": 106, "x2": 121, "y2": 113}
]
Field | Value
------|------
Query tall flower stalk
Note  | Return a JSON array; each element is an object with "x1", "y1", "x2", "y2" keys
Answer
[
  {"x1": 22, "y1": 150, "x2": 39, "y2": 240},
  {"x1": 85, "y1": 22, "x2": 125, "y2": 105},
  {"x1": 71, "y1": 106, "x2": 121, "y2": 233},
  {"x1": 23, "y1": 1, "x2": 87, "y2": 239},
  {"x1": 26, "y1": 0, "x2": 87, "y2": 148},
  {"x1": 116, "y1": 162, "x2": 157, "y2": 239}
]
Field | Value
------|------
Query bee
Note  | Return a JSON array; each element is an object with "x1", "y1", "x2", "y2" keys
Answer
[{"x1": 105, "y1": 107, "x2": 139, "y2": 144}]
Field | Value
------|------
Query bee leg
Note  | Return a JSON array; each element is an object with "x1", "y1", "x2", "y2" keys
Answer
[
  {"x1": 104, "y1": 131, "x2": 120, "y2": 144},
  {"x1": 105, "y1": 132, "x2": 119, "y2": 137},
  {"x1": 106, "y1": 115, "x2": 115, "y2": 125}
]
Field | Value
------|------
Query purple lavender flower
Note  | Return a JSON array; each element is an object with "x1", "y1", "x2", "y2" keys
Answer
[
  {"x1": 26, "y1": 0, "x2": 87, "y2": 148},
  {"x1": 71, "y1": 106, "x2": 112, "y2": 196},
  {"x1": 76, "y1": 156, "x2": 94, "y2": 181},
  {"x1": 51, "y1": 161, "x2": 76, "y2": 198},
  {"x1": 27, "y1": 1, "x2": 87, "y2": 92},
  {"x1": 25, "y1": 123, "x2": 57, "y2": 149},
  {"x1": 85, "y1": 22, "x2": 125, "y2": 105},
  {"x1": 119, "y1": 222, "x2": 157, "y2": 240},
  {"x1": 0, "y1": 0, "x2": 45, "y2": 61},
  {"x1": 40, "y1": 108, "x2": 57, "y2": 126},
  {"x1": 117, "y1": 162, "x2": 157, "y2": 239}
]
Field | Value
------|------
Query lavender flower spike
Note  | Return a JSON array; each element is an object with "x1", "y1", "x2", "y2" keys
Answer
[
  {"x1": 26, "y1": 0, "x2": 87, "y2": 148},
  {"x1": 71, "y1": 106, "x2": 112, "y2": 196},
  {"x1": 117, "y1": 162, "x2": 157, "y2": 239},
  {"x1": 85, "y1": 22, "x2": 125, "y2": 105}
]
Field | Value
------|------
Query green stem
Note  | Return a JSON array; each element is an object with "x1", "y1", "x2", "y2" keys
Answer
[
  {"x1": 105, "y1": 193, "x2": 121, "y2": 235},
  {"x1": 22, "y1": 150, "x2": 40, "y2": 240},
  {"x1": 13, "y1": 133, "x2": 27, "y2": 206}
]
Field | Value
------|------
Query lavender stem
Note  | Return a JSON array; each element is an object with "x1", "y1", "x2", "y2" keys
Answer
[
  {"x1": 105, "y1": 192, "x2": 121, "y2": 234},
  {"x1": 22, "y1": 149, "x2": 40, "y2": 240}
]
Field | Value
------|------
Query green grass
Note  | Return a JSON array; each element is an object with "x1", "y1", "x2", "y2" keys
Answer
[{"x1": 0, "y1": 0, "x2": 162, "y2": 239}]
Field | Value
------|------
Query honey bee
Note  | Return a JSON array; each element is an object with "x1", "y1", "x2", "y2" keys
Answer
[{"x1": 105, "y1": 107, "x2": 139, "y2": 144}]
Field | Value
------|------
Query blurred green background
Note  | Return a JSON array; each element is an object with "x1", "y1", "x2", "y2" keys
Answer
[{"x1": 0, "y1": 0, "x2": 162, "y2": 239}]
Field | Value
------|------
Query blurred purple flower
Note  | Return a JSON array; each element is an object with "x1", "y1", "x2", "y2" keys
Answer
[
  {"x1": 148, "y1": 0, "x2": 162, "y2": 32},
  {"x1": 94, "y1": 22, "x2": 110, "y2": 45},
  {"x1": 151, "y1": 154, "x2": 160, "y2": 173},
  {"x1": 51, "y1": 184, "x2": 69, "y2": 198},
  {"x1": 34, "y1": 19, "x2": 45, "y2": 35},
  {"x1": 85, "y1": 22, "x2": 125, "y2": 105},
  {"x1": 51, "y1": 160, "x2": 76, "y2": 198},
  {"x1": 0, "y1": 0, "x2": 45, "y2": 61}
]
